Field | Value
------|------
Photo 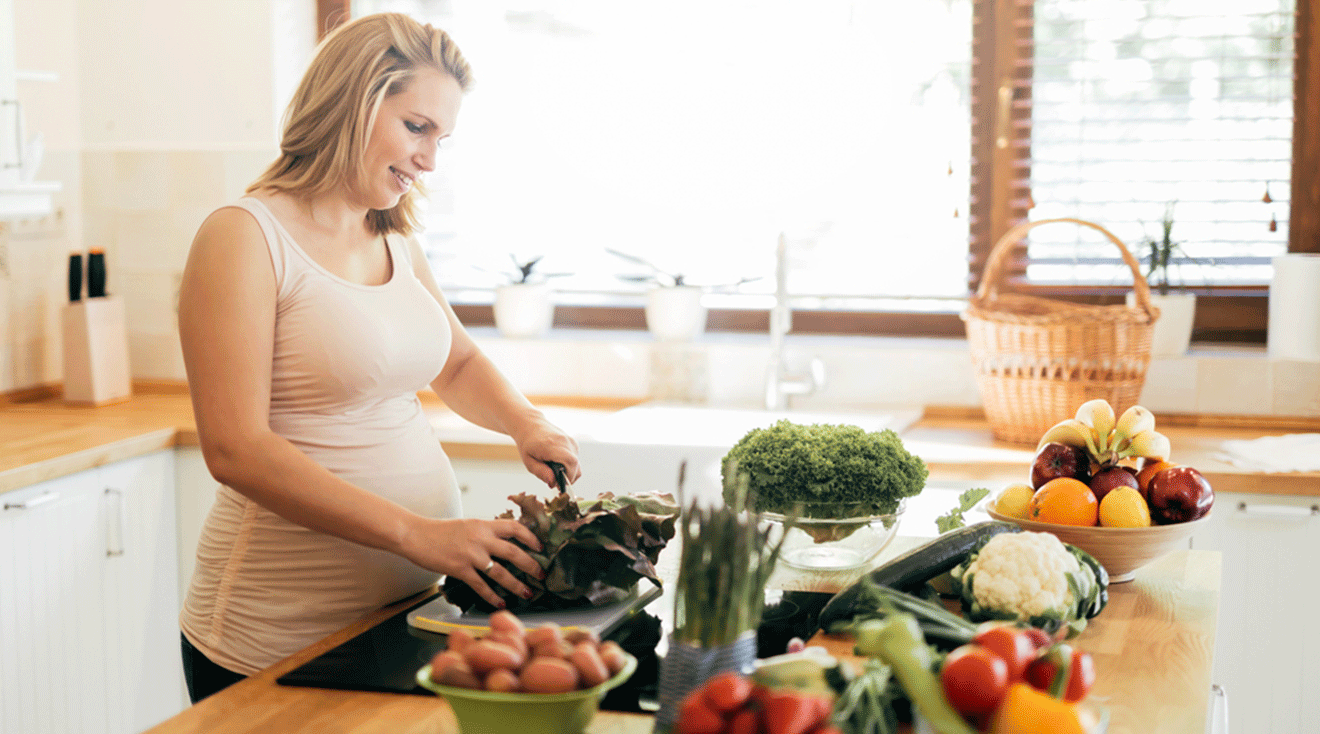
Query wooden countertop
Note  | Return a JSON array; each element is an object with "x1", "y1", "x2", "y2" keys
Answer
[
  {"x1": 144, "y1": 549, "x2": 1221, "y2": 734},
  {"x1": 1, "y1": 391, "x2": 1317, "y2": 496},
  {"x1": 141, "y1": 585, "x2": 655, "y2": 734},
  {"x1": 808, "y1": 549, "x2": 1223, "y2": 734}
]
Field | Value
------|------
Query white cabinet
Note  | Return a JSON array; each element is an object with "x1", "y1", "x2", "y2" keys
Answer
[
  {"x1": 174, "y1": 446, "x2": 219, "y2": 607},
  {"x1": 1189, "y1": 491, "x2": 1320, "y2": 734},
  {"x1": 450, "y1": 459, "x2": 547, "y2": 520},
  {"x1": 0, "y1": 451, "x2": 187, "y2": 734}
]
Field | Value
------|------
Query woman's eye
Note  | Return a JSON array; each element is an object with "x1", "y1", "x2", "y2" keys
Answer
[{"x1": 405, "y1": 121, "x2": 424, "y2": 134}]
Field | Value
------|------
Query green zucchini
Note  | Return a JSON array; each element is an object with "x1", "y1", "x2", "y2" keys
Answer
[{"x1": 816, "y1": 520, "x2": 1021, "y2": 632}]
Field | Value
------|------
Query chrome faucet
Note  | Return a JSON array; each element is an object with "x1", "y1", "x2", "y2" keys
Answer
[{"x1": 765, "y1": 232, "x2": 825, "y2": 410}]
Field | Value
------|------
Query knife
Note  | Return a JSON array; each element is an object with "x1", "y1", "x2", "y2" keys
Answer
[
  {"x1": 67, "y1": 252, "x2": 82, "y2": 302},
  {"x1": 87, "y1": 248, "x2": 106, "y2": 298},
  {"x1": 546, "y1": 461, "x2": 571, "y2": 496}
]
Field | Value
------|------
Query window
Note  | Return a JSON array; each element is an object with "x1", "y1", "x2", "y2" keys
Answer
[
  {"x1": 970, "y1": 0, "x2": 1316, "y2": 343},
  {"x1": 326, "y1": 0, "x2": 1316, "y2": 341},
  {"x1": 350, "y1": 0, "x2": 975, "y2": 323}
]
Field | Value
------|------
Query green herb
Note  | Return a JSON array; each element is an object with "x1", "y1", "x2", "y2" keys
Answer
[
  {"x1": 441, "y1": 491, "x2": 680, "y2": 612},
  {"x1": 935, "y1": 488, "x2": 990, "y2": 534},
  {"x1": 721, "y1": 421, "x2": 928, "y2": 519},
  {"x1": 830, "y1": 659, "x2": 901, "y2": 734},
  {"x1": 672, "y1": 471, "x2": 785, "y2": 647}
]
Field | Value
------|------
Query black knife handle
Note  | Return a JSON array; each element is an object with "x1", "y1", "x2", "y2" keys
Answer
[
  {"x1": 67, "y1": 253, "x2": 82, "y2": 302},
  {"x1": 546, "y1": 461, "x2": 569, "y2": 494},
  {"x1": 87, "y1": 249, "x2": 106, "y2": 298}
]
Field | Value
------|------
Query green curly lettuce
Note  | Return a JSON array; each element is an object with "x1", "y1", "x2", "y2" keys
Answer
[{"x1": 721, "y1": 420, "x2": 928, "y2": 519}]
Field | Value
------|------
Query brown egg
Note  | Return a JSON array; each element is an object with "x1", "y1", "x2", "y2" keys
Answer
[
  {"x1": 484, "y1": 668, "x2": 522, "y2": 693},
  {"x1": 569, "y1": 642, "x2": 610, "y2": 687},
  {"x1": 463, "y1": 639, "x2": 525, "y2": 675},
  {"x1": 597, "y1": 641, "x2": 628, "y2": 676},
  {"x1": 520, "y1": 657, "x2": 581, "y2": 693}
]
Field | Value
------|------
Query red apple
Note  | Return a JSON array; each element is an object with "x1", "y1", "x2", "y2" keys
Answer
[
  {"x1": 1148, "y1": 467, "x2": 1214, "y2": 524},
  {"x1": 1089, "y1": 465, "x2": 1140, "y2": 503},
  {"x1": 1031, "y1": 442, "x2": 1092, "y2": 489}
]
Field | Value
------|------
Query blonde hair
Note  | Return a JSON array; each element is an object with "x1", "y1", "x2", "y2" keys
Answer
[{"x1": 247, "y1": 13, "x2": 471, "y2": 236}]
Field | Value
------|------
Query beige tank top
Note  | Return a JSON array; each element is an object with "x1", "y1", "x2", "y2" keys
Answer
[{"x1": 180, "y1": 197, "x2": 461, "y2": 675}]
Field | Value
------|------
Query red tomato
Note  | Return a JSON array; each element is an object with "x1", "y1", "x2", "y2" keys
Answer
[
  {"x1": 759, "y1": 689, "x2": 830, "y2": 734},
  {"x1": 973, "y1": 626, "x2": 1036, "y2": 681},
  {"x1": 702, "y1": 672, "x2": 755, "y2": 714},
  {"x1": 1024, "y1": 645, "x2": 1096, "y2": 702},
  {"x1": 940, "y1": 644, "x2": 1011, "y2": 716},
  {"x1": 675, "y1": 691, "x2": 726, "y2": 734},
  {"x1": 1021, "y1": 627, "x2": 1053, "y2": 651},
  {"x1": 726, "y1": 708, "x2": 760, "y2": 734}
]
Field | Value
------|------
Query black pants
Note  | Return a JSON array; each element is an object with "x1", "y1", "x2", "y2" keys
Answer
[{"x1": 180, "y1": 632, "x2": 247, "y2": 704}]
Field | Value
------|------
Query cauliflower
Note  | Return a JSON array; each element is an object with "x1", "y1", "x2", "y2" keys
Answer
[{"x1": 949, "y1": 531, "x2": 1108, "y2": 635}]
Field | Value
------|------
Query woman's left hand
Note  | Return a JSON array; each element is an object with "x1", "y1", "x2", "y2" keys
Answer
[{"x1": 510, "y1": 415, "x2": 581, "y2": 489}]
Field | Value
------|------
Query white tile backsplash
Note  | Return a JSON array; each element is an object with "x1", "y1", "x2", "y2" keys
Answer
[{"x1": 468, "y1": 329, "x2": 1316, "y2": 418}]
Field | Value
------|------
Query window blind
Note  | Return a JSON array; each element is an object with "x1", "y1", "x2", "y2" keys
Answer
[{"x1": 982, "y1": 0, "x2": 1295, "y2": 293}]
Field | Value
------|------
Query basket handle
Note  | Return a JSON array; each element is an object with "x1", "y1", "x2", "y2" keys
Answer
[{"x1": 975, "y1": 217, "x2": 1156, "y2": 318}]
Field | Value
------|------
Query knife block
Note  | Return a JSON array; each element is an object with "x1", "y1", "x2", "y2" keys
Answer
[{"x1": 62, "y1": 296, "x2": 132, "y2": 406}]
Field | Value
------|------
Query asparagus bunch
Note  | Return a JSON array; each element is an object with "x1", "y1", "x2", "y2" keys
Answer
[{"x1": 673, "y1": 469, "x2": 787, "y2": 648}]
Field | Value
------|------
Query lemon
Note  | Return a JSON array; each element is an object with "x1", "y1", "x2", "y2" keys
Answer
[
  {"x1": 1098, "y1": 486, "x2": 1152, "y2": 528},
  {"x1": 995, "y1": 483, "x2": 1035, "y2": 519}
]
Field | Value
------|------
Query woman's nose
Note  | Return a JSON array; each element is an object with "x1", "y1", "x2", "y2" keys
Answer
[{"x1": 415, "y1": 145, "x2": 436, "y2": 173}]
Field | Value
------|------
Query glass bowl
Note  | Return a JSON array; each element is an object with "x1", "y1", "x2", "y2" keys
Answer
[
  {"x1": 760, "y1": 499, "x2": 905, "y2": 571},
  {"x1": 415, "y1": 653, "x2": 637, "y2": 734}
]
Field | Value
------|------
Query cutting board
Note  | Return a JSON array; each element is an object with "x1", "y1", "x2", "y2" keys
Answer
[{"x1": 407, "y1": 581, "x2": 663, "y2": 637}]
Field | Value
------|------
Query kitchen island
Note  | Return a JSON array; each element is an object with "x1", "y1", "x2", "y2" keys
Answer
[
  {"x1": 0, "y1": 391, "x2": 1299, "y2": 732},
  {"x1": 141, "y1": 548, "x2": 1220, "y2": 734}
]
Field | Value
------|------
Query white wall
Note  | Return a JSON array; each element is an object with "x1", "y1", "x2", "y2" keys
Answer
[
  {"x1": 3, "y1": 1, "x2": 1316, "y2": 419},
  {"x1": 2, "y1": 0, "x2": 313, "y2": 390}
]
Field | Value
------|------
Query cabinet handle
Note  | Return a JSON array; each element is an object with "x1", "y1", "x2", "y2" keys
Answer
[
  {"x1": 105, "y1": 488, "x2": 126, "y2": 557},
  {"x1": 1235, "y1": 501, "x2": 1319, "y2": 518},
  {"x1": 3, "y1": 491, "x2": 59, "y2": 510}
]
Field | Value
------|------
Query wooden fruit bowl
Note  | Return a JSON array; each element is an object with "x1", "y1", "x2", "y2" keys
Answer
[{"x1": 985, "y1": 507, "x2": 1212, "y2": 583}]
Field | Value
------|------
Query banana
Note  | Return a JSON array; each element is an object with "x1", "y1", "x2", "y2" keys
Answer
[
  {"x1": 1119, "y1": 429, "x2": 1171, "y2": 461},
  {"x1": 1075, "y1": 399, "x2": 1117, "y2": 444},
  {"x1": 1114, "y1": 404, "x2": 1156, "y2": 442},
  {"x1": 1037, "y1": 419, "x2": 1101, "y2": 457}
]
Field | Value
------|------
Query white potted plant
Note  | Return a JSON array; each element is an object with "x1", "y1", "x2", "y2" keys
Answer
[
  {"x1": 606, "y1": 249, "x2": 757, "y2": 342},
  {"x1": 1126, "y1": 203, "x2": 1198, "y2": 357},
  {"x1": 488, "y1": 255, "x2": 569, "y2": 339}
]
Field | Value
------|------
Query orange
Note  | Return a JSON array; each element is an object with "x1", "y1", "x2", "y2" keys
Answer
[
  {"x1": 1136, "y1": 459, "x2": 1179, "y2": 493},
  {"x1": 1028, "y1": 477, "x2": 1099, "y2": 526}
]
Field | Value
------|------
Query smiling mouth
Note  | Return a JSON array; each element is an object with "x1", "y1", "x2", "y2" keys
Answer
[{"x1": 389, "y1": 167, "x2": 414, "y2": 191}]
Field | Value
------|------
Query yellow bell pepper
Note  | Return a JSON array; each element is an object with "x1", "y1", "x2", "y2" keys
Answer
[{"x1": 988, "y1": 683, "x2": 1087, "y2": 734}]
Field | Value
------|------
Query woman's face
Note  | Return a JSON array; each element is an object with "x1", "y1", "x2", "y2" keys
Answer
[{"x1": 359, "y1": 67, "x2": 463, "y2": 211}]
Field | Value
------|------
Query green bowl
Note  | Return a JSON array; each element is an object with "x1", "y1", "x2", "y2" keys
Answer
[{"x1": 415, "y1": 653, "x2": 638, "y2": 734}]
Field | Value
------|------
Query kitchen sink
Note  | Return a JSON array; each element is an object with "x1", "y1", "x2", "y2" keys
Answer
[{"x1": 570, "y1": 403, "x2": 924, "y2": 504}]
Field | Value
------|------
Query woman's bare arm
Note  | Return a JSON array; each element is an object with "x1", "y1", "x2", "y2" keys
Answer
[
  {"x1": 178, "y1": 209, "x2": 541, "y2": 607},
  {"x1": 406, "y1": 236, "x2": 581, "y2": 488}
]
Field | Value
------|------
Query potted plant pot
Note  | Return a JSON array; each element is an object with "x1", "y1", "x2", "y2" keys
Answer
[
  {"x1": 1127, "y1": 291, "x2": 1195, "y2": 357},
  {"x1": 645, "y1": 286, "x2": 707, "y2": 342},
  {"x1": 493, "y1": 282, "x2": 554, "y2": 339}
]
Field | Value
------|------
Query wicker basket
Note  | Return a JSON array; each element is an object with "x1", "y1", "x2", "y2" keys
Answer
[{"x1": 963, "y1": 218, "x2": 1160, "y2": 445}]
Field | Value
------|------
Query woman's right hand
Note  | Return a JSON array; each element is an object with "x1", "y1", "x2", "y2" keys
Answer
[{"x1": 402, "y1": 517, "x2": 545, "y2": 609}]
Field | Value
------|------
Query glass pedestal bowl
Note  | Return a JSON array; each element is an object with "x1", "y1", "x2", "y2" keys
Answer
[{"x1": 760, "y1": 499, "x2": 906, "y2": 571}]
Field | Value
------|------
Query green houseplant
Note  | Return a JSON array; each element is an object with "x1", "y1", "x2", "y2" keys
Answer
[{"x1": 1127, "y1": 203, "x2": 1197, "y2": 356}]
